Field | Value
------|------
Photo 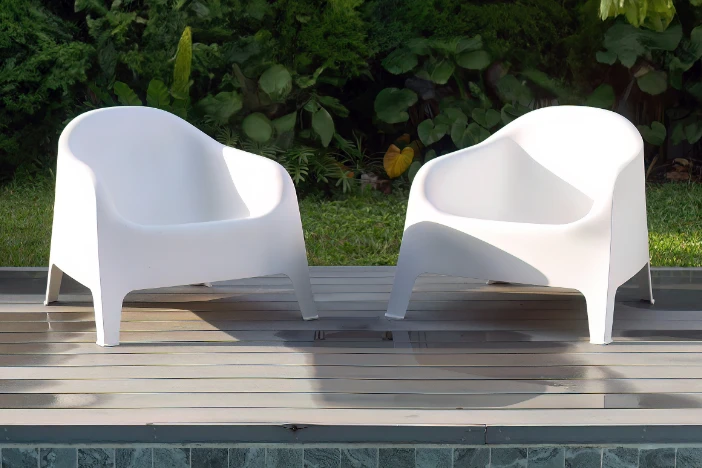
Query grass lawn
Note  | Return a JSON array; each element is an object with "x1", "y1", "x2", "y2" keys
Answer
[{"x1": 0, "y1": 179, "x2": 700, "y2": 267}]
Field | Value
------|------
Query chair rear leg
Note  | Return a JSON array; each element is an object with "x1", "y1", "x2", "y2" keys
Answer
[
  {"x1": 287, "y1": 262, "x2": 318, "y2": 321},
  {"x1": 386, "y1": 253, "x2": 422, "y2": 320},
  {"x1": 634, "y1": 262, "x2": 655, "y2": 304},
  {"x1": 583, "y1": 285, "x2": 617, "y2": 345},
  {"x1": 92, "y1": 287, "x2": 126, "y2": 347},
  {"x1": 44, "y1": 263, "x2": 64, "y2": 305}
]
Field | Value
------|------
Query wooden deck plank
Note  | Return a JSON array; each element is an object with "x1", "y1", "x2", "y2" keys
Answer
[
  {"x1": 5, "y1": 378, "x2": 702, "y2": 395},
  {"x1": 3, "y1": 408, "x2": 702, "y2": 426},
  {"x1": 2, "y1": 364, "x2": 702, "y2": 380},
  {"x1": 1, "y1": 351, "x2": 702, "y2": 367}
]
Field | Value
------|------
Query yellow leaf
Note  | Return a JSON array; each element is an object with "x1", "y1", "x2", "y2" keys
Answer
[{"x1": 384, "y1": 144, "x2": 414, "y2": 178}]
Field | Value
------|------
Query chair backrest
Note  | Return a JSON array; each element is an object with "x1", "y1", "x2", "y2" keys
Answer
[
  {"x1": 497, "y1": 105, "x2": 644, "y2": 200},
  {"x1": 61, "y1": 107, "x2": 247, "y2": 225}
]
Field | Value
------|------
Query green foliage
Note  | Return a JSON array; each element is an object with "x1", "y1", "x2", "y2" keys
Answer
[
  {"x1": 374, "y1": 88, "x2": 418, "y2": 123},
  {"x1": 2, "y1": 0, "x2": 702, "y2": 194},
  {"x1": 0, "y1": 0, "x2": 93, "y2": 178},
  {"x1": 599, "y1": 0, "x2": 676, "y2": 31}
]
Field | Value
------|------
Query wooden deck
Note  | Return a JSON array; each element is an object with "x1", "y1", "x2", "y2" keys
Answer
[{"x1": 2, "y1": 266, "x2": 702, "y2": 444}]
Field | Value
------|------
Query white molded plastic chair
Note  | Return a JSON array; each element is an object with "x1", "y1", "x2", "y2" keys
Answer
[
  {"x1": 386, "y1": 106, "x2": 654, "y2": 344},
  {"x1": 45, "y1": 107, "x2": 318, "y2": 346}
]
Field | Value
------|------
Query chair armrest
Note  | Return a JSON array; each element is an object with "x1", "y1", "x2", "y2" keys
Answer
[{"x1": 221, "y1": 145, "x2": 292, "y2": 218}]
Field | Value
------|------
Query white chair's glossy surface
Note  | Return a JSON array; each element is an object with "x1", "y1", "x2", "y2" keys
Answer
[
  {"x1": 46, "y1": 107, "x2": 317, "y2": 346},
  {"x1": 387, "y1": 106, "x2": 654, "y2": 344}
]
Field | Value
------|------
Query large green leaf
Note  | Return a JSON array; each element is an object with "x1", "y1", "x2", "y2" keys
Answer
[
  {"x1": 496, "y1": 75, "x2": 533, "y2": 106},
  {"x1": 146, "y1": 79, "x2": 171, "y2": 109},
  {"x1": 501, "y1": 103, "x2": 529, "y2": 125},
  {"x1": 669, "y1": 25, "x2": 702, "y2": 73},
  {"x1": 374, "y1": 88, "x2": 418, "y2": 124},
  {"x1": 456, "y1": 50, "x2": 491, "y2": 70},
  {"x1": 242, "y1": 112, "x2": 273, "y2": 143},
  {"x1": 172, "y1": 26, "x2": 192, "y2": 100},
  {"x1": 113, "y1": 82, "x2": 142, "y2": 106},
  {"x1": 451, "y1": 122, "x2": 490, "y2": 149},
  {"x1": 471, "y1": 108, "x2": 501, "y2": 129},
  {"x1": 312, "y1": 108, "x2": 335, "y2": 147},
  {"x1": 408, "y1": 161, "x2": 422, "y2": 183},
  {"x1": 197, "y1": 92, "x2": 243, "y2": 124},
  {"x1": 418, "y1": 58, "x2": 455, "y2": 85},
  {"x1": 637, "y1": 70, "x2": 668, "y2": 95},
  {"x1": 295, "y1": 66, "x2": 325, "y2": 89},
  {"x1": 259, "y1": 64, "x2": 292, "y2": 101},
  {"x1": 272, "y1": 112, "x2": 297, "y2": 134},
  {"x1": 382, "y1": 48, "x2": 418, "y2": 75},
  {"x1": 586, "y1": 84, "x2": 616, "y2": 109},
  {"x1": 521, "y1": 70, "x2": 576, "y2": 101},
  {"x1": 637, "y1": 121, "x2": 666, "y2": 146},
  {"x1": 429, "y1": 37, "x2": 463, "y2": 56},
  {"x1": 596, "y1": 50, "x2": 617, "y2": 65},
  {"x1": 672, "y1": 122, "x2": 686, "y2": 145},
  {"x1": 417, "y1": 119, "x2": 448, "y2": 146},
  {"x1": 318, "y1": 96, "x2": 349, "y2": 118},
  {"x1": 602, "y1": 23, "x2": 682, "y2": 68},
  {"x1": 456, "y1": 35, "x2": 483, "y2": 53},
  {"x1": 685, "y1": 121, "x2": 702, "y2": 144},
  {"x1": 407, "y1": 38, "x2": 431, "y2": 55}
]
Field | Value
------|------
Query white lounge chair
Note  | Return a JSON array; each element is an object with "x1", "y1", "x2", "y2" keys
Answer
[
  {"x1": 45, "y1": 106, "x2": 318, "y2": 346},
  {"x1": 386, "y1": 105, "x2": 654, "y2": 344}
]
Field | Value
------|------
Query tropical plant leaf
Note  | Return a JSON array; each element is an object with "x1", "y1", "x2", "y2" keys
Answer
[
  {"x1": 383, "y1": 144, "x2": 414, "y2": 178},
  {"x1": 146, "y1": 79, "x2": 171, "y2": 109},
  {"x1": 259, "y1": 64, "x2": 292, "y2": 101},
  {"x1": 113, "y1": 82, "x2": 142, "y2": 106},
  {"x1": 382, "y1": 48, "x2": 418, "y2": 75},
  {"x1": 242, "y1": 112, "x2": 273, "y2": 143},
  {"x1": 637, "y1": 121, "x2": 667, "y2": 145},
  {"x1": 318, "y1": 96, "x2": 350, "y2": 117},
  {"x1": 602, "y1": 23, "x2": 682, "y2": 68},
  {"x1": 669, "y1": 25, "x2": 702, "y2": 73},
  {"x1": 685, "y1": 122, "x2": 702, "y2": 144},
  {"x1": 295, "y1": 66, "x2": 325, "y2": 88},
  {"x1": 424, "y1": 149, "x2": 438, "y2": 162},
  {"x1": 406, "y1": 38, "x2": 430, "y2": 55},
  {"x1": 456, "y1": 50, "x2": 491, "y2": 70},
  {"x1": 272, "y1": 112, "x2": 297, "y2": 134},
  {"x1": 471, "y1": 108, "x2": 501, "y2": 129},
  {"x1": 456, "y1": 35, "x2": 483, "y2": 53},
  {"x1": 312, "y1": 108, "x2": 335, "y2": 147},
  {"x1": 197, "y1": 92, "x2": 242, "y2": 124},
  {"x1": 672, "y1": 122, "x2": 686, "y2": 145},
  {"x1": 172, "y1": 26, "x2": 193, "y2": 100},
  {"x1": 417, "y1": 119, "x2": 448, "y2": 146},
  {"x1": 408, "y1": 161, "x2": 422, "y2": 183},
  {"x1": 586, "y1": 84, "x2": 616, "y2": 109},
  {"x1": 596, "y1": 50, "x2": 617, "y2": 65},
  {"x1": 422, "y1": 58, "x2": 455, "y2": 85},
  {"x1": 501, "y1": 103, "x2": 529, "y2": 125},
  {"x1": 374, "y1": 88, "x2": 418, "y2": 124},
  {"x1": 637, "y1": 70, "x2": 668, "y2": 95},
  {"x1": 496, "y1": 75, "x2": 533, "y2": 106}
]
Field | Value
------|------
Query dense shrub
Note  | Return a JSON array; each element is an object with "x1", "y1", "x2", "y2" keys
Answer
[{"x1": 0, "y1": 0, "x2": 700, "y2": 189}]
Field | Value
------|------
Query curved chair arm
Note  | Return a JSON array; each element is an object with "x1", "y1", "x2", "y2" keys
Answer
[{"x1": 221, "y1": 145, "x2": 291, "y2": 218}]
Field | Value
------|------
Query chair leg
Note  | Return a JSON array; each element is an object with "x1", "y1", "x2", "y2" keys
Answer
[
  {"x1": 386, "y1": 257, "x2": 421, "y2": 320},
  {"x1": 634, "y1": 262, "x2": 655, "y2": 305},
  {"x1": 583, "y1": 285, "x2": 617, "y2": 345},
  {"x1": 92, "y1": 287, "x2": 126, "y2": 347},
  {"x1": 44, "y1": 263, "x2": 64, "y2": 305},
  {"x1": 287, "y1": 265, "x2": 318, "y2": 321}
]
